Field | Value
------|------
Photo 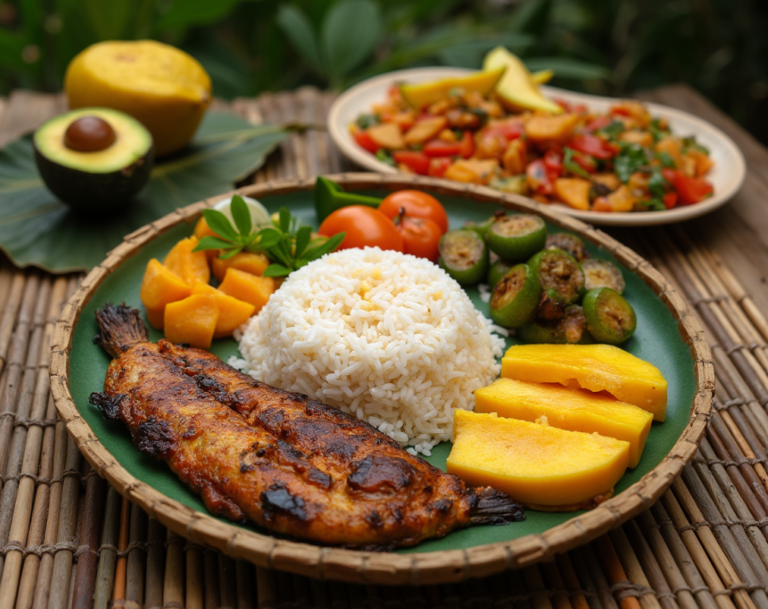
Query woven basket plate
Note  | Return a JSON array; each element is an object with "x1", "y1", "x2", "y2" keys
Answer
[{"x1": 51, "y1": 174, "x2": 713, "y2": 585}]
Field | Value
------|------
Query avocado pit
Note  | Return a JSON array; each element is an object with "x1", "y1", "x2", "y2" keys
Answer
[{"x1": 64, "y1": 116, "x2": 116, "y2": 152}]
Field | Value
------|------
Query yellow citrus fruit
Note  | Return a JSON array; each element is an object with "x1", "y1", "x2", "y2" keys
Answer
[{"x1": 65, "y1": 40, "x2": 211, "y2": 157}]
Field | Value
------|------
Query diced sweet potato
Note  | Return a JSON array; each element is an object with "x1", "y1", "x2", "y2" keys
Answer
[
  {"x1": 194, "y1": 217, "x2": 219, "y2": 240},
  {"x1": 618, "y1": 130, "x2": 653, "y2": 147},
  {"x1": 604, "y1": 185, "x2": 636, "y2": 212},
  {"x1": 525, "y1": 113, "x2": 580, "y2": 144},
  {"x1": 140, "y1": 259, "x2": 192, "y2": 329},
  {"x1": 403, "y1": 116, "x2": 448, "y2": 145},
  {"x1": 218, "y1": 268, "x2": 275, "y2": 313},
  {"x1": 554, "y1": 178, "x2": 591, "y2": 210},
  {"x1": 192, "y1": 282, "x2": 256, "y2": 338},
  {"x1": 444, "y1": 159, "x2": 498, "y2": 185},
  {"x1": 610, "y1": 100, "x2": 651, "y2": 127},
  {"x1": 687, "y1": 149, "x2": 713, "y2": 177},
  {"x1": 164, "y1": 293, "x2": 219, "y2": 349},
  {"x1": 367, "y1": 123, "x2": 405, "y2": 149},
  {"x1": 655, "y1": 136, "x2": 684, "y2": 169},
  {"x1": 163, "y1": 236, "x2": 210, "y2": 285},
  {"x1": 211, "y1": 251, "x2": 270, "y2": 282}
]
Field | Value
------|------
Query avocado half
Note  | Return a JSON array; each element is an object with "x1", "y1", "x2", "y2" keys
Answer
[{"x1": 33, "y1": 107, "x2": 154, "y2": 212}]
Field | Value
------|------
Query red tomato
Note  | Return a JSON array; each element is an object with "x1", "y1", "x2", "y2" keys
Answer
[
  {"x1": 353, "y1": 130, "x2": 379, "y2": 154},
  {"x1": 459, "y1": 130, "x2": 475, "y2": 158},
  {"x1": 568, "y1": 134, "x2": 616, "y2": 160},
  {"x1": 526, "y1": 159, "x2": 554, "y2": 195},
  {"x1": 393, "y1": 151, "x2": 430, "y2": 175},
  {"x1": 555, "y1": 99, "x2": 587, "y2": 114},
  {"x1": 586, "y1": 115, "x2": 613, "y2": 131},
  {"x1": 378, "y1": 190, "x2": 449, "y2": 234},
  {"x1": 610, "y1": 106, "x2": 632, "y2": 117},
  {"x1": 318, "y1": 206, "x2": 404, "y2": 252},
  {"x1": 428, "y1": 157, "x2": 452, "y2": 178},
  {"x1": 543, "y1": 150, "x2": 564, "y2": 178},
  {"x1": 570, "y1": 151, "x2": 597, "y2": 173},
  {"x1": 663, "y1": 192, "x2": 678, "y2": 209},
  {"x1": 484, "y1": 120, "x2": 523, "y2": 142},
  {"x1": 392, "y1": 210, "x2": 443, "y2": 262},
  {"x1": 662, "y1": 169, "x2": 713, "y2": 205},
  {"x1": 423, "y1": 139, "x2": 462, "y2": 157}
]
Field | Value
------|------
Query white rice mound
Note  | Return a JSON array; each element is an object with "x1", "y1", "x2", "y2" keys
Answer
[{"x1": 237, "y1": 247, "x2": 505, "y2": 455}]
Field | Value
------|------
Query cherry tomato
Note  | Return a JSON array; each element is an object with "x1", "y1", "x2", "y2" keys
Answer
[
  {"x1": 543, "y1": 150, "x2": 564, "y2": 178},
  {"x1": 318, "y1": 206, "x2": 404, "y2": 252},
  {"x1": 484, "y1": 120, "x2": 524, "y2": 142},
  {"x1": 423, "y1": 139, "x2": 462, "y2": 157},
  {"x1": 393, "y1": 209, "x2": 443, "y2": 262},
  {"x1": 459, "y1": 130, "x2": 475, "y2": 158},
  {"x1": 570, "y1": 151, "x2": 597, "y2": 173},
  {"x1": 353, "y1": 130, "x2": 379, "y2": 154},
  {"x1": 662, "y1": 169, "x2": 713, "y2": 205},
  {"x1": 526, "y1": 159, "x2": 554, "y2": 195},
  {"x1": 567, "y1": 134, "x2": 616, "y2": 160},
  {"x1": 428, "y1": 157, "x2": 452, "y2": 178},
  {"x1": 378, "y1": 190, "x2": 449, "y2": 234},
  {"x1": 393, "y1": 150, "x2": 430, "y2": 174}
]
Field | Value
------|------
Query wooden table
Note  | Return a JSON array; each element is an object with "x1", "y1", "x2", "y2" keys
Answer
[{"x1": 1, "y1": 85, "x2": 768, "y2": 608}]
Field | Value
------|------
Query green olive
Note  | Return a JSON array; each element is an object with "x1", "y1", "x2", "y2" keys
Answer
[
  {"x1": 583, "y1": 287, "x2": 637, "y2": 344},
  {"x1": 489, "y1": 264, "x2": 541, "y2": 328},
  {"x1": 545, "y1": 232, "x2": 589, "y2": 262},
  {"x1": 486, "y1": 213, "x2": 547, "y2": 261},
  {"x1": 582, "y1": 259, "x2": 626, "y2": 294},
  {"x1": 528, "y1": 248, "x2": 585, "y2": 306},
  {"x1": 438, "y1": 229, "x2": 489, "y2": 286}
]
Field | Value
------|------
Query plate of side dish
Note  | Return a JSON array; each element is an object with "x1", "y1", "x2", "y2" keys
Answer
[
  {"x1": 328, "y1": 67, "x2": 746, "y2": 227},
  {"x1": 52, "y1": 174, "x2": 713, "y2": 585}
]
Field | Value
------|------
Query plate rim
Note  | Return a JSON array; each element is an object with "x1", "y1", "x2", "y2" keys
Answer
[
  {"x1": 327, "y1": 66, "x2": 747, "y2": 227},
  {"x1": 50, "y1": 173, "x2": 714, "y2": 585}
]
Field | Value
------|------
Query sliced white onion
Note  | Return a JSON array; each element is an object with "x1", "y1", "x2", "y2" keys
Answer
[{"x1": 212, "y1": 195, "x2": 271, "y2": 233}]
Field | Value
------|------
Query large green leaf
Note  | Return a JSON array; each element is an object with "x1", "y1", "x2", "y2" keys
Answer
[{"x1": 0, "y1": 112, "x2": 291, "y2": 273}]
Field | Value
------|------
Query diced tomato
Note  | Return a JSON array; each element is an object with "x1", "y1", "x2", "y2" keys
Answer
[
  {"x1": 526, "y1": 159, "x2": 554, "y2": 195},
  {"x1": 354, "y1": 130, "x2": 379, "y2": 154},
  {"x1": 567, "y1": 134, "x2": 616, "y2": 160},
  {"x1": 428, "y1": 157, "x2": 452, "y2": 178},
  {"x1": 663, "y1": 192, "x2": 678, "y2": 209},
  {"x1": 555, "y1": 99, "x2": 588, "y2": 114},
  {"x1": 610, "y1": 106, "x2": 632, "y2": 117},
  {"x1": 661, "y1": 169, "x2": 713, "y2": 205},
  {"x1": 543, "y1": 150, "x2": 563, "y2": 179},
  {"x1": 485, "y1": 121, "x2": 524, "y2": 142},
  {"x1": 393, "y1": 151, "x2": 431, "y2": 175},
  {"x1": 423, "y1": 139, "x2": 462, "y2": 157},
  {"x1": 459, "y1": 131, "x2": 475, "y2": 158},
  {"x1": 586, "y1": 116, "x2": 612, "y2": 132},
  {"x1": 571, "y1": 152, "x2": 597, "y2": 174}
]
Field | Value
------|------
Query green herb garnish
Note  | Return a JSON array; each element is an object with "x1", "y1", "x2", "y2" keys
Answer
[
  {"x1": 654, "y1": 151, "x2": 676, "y2": 168},
  {"x1": 646, "y1": 167, "x2": 669, "y2": 198},
  {"x1": 614, "y1": 142, "x2": 650, "y2": 183},
  {"x1": 563, "y1": 147, "x2": 591, "y2": 178},
  {"x1": 375, "y1": 148, "x2": 396, "y2": 167},
  {"x1": 193, "y1": 196, "x2": 345, "y2": 277},
  {"x1": 355, "y1": 113, "x2": 380, "y2": 130},
  {"x1": 682, "y1": 136, "x2": 709, "y2": 155},
  {"x1": 649, "y1": 118, "x2": 670, "y2": 142},
  {"x1": 597, "y1": 120, "x2": 625, "y2": 140}
]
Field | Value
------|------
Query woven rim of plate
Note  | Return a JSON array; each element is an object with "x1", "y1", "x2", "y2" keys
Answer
[{"x1": 50, "y1": 173, "x2": 714, "y2": 586}]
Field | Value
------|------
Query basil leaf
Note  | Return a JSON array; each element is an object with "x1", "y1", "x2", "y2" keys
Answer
[
  {"x1": 230, "y1": 195, "x2": 253, "y2": 238},
  {"x1": 279, "y1": 207, "x2": 291, "y2": 232},
  {"x1": 254, "y1": 228, "x2": 281, "y2": 250},
  {"x1": 647, "y1": 167, "x2": 668, "y2": 199},
  {"x1": 219, "y1": 246, "x2": 244, "y2": 260},
  {"x1": 294, "y1": 225, "x2": 312, "y2": 259},
  {"x1": 193, "y1": 236, "x2": 235, "y2": 252},
  {"x1": 201, "y1": 209, "x2": 238, "y2": 241},
  {"x1": 654, "y1": 151, "x2": 676, "y2": 168},
  {"x1": 263, "y1": 264, "x2": 292, "y2": 277}
]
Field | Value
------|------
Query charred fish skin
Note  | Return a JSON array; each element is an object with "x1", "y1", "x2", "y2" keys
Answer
[{"x1": 91, "y1": 303, "x2": 523, "y2": 549}]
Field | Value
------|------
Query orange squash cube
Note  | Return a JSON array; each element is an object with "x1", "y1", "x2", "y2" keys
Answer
[
  {"x1": 140, "y1": 259, "x2": 192, "y2": 329},
  {"x1": 218, "y1": 268, "x2": 275, "y2": 313},
  {"x1": 194, "y1": 217, "x2": 219, "y2": 240},
  {"x1": 191, "y1": 282, "x2": 256, "y2": 338},
  {"x1": 164, "y1": 293, "x2": 219, "y2": 349},
  {"x1": 163, "y1": 236, "x2": 210, "y2": 285},
  {"x1": 211, "y1": 251, "x2": 270, "y2": 282}
]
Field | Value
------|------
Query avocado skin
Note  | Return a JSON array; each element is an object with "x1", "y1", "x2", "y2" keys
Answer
[{"x1": 34, "y1": 144, "x2": 154, "y2": 212}]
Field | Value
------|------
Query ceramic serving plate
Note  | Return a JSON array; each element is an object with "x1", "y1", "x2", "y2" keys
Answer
[
  {"x1": 51, "y1": 174, "x2": 713, "y2": 585},
  {"x1": 328, "y1": 67, "x2": 746, "y2": 227}
]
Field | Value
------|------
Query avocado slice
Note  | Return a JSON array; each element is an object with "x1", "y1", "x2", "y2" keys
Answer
[
  {"x1": 482, "y1": 47, "x2": 563, "y2": 114},
  {"x1": 399, "y1": 67, "x2": 505, "y2": 109},
  {"x1": 34, "y1": 107, "x2": 154, "y2": 212}
]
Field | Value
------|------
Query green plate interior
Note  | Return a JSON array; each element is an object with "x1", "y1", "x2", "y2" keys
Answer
[{"x1": 69, "y1": 190, "x2": 695, "y2": 554}]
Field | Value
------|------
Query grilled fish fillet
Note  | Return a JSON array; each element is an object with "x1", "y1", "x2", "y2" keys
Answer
[{"x1": 90, "y1": 304, "x2": 523, "y2": 549}]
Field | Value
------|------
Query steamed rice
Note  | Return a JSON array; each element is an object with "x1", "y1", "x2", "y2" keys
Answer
[{"x1": 236, "y1": 247, "x2": 505, "y2": 454}]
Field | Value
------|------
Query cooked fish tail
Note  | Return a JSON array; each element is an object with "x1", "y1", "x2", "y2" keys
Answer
[
  {"x1": 94, "y1": 303, "x2": 149, "y2": 357},
  {"x1": 470, "y1": 488, "x2": 526, "y2": 525}
]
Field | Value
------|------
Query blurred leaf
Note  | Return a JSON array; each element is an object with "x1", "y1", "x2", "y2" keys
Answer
[
  {"x1": 320, "y1": 0, "x2": 382, "y2": 87},
  {"x1": 0, "y1": 112, "x2": 292, "y2": 272},
  {"x1": 508, "y1": 0, "x2": 552, "y2": 35},
  {"x1": 82, "y1": 0, "x2": 134, "y2": 39},
  {"x1": 438, "y1": 34, "x2": 534, "y2": 68},
  {"x1": 0, "y1": 31, "x2": 29, "y2": 72},
  {"x1": 276, "y1": 4, "x2": 324, "y2": 76},
  {"x1": 155, "y1": 0, "x2": 245, "y2": 31},
  {"x1": 525, "y1": 57, "x2": 612, "y2": 80}
]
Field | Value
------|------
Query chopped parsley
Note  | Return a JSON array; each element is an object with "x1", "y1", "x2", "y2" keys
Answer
[
  {"x1": 614, "y1": 142, "x2": 649, "y2": 183},
  {"x1": 646, "y1": 167, "x2": 669, "y2": 199},
  {"x1": 649, "y1": 118, "x2": 670, "y2": 142},
  {"x1": 355, "y1": 113, "x2": 380, "y2": 130},
  {"x1": 682, "y1": 136, "x2": 709, "y2": 155},
  {"x1": 597, "y1": 120, "x2": 625, "y2": 140},
  {"x1": 563, "y1": 147, "x2": 591, "y2": 178},
  {"x1": 375, "y1": 148, "x2": 396, "y2": 166},
  {"x1": 654, "y1": 151, "x2": 676, "y2": 168}
]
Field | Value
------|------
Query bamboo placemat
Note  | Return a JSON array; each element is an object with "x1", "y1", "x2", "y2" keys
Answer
[{"x1": 1, "y1": 86, "x2": 768, "y2": 608}]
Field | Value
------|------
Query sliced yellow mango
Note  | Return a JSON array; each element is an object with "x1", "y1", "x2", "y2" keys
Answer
[
  {"x1": 501, "y1": 344, "x2": 668, "y2": 422},
  {"x1": 399, "y1": 68, "x2": 505, "y2": 109},
  {"x1": 448, "y1": 410, "x2": 629, "y2": 509},
  {"x1": 482, "y1": 47, "x2": 562, "y2": 114},
  {"x1": 191, "y1": 281, "x2": 255, "y2": 339},
  {"x1": 474, "y1": 378, "x2": 653, "y2": 468},
  {"x1": 164, "y1": 293, "x2": 218, "y2": 349}
]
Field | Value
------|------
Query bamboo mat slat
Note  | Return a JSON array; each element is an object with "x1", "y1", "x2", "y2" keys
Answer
[{"x1": 0, "y1": 85, "x2": 767, "y2": 607}]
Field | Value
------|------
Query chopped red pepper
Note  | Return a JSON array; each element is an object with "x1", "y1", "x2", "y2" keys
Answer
[
  {"x1": 459, "y1": 131, "x2": 475, "y2": 159},
  {"x1": 354, "y1": 130, "x2": 379, "y2": 154},
  {"x1": 543, "y1": 150, "x2": 564, "y2": 179},
  {"x1": 526, "y1": 159, "x2": 554, "y2": 195},
  {"x1": 423, "y1": 139, "x2": 461, "y2": 157},
  {"x1": 661, "y1": 169, "x2": 713, "y2": 205},
  {"x1": 393, "y1": 151, "x2": 431, "y2": 175},
  {"x1": 567, "y1": 134, "x2": 617, "y2": 160},
  {"x1": 428, "y1": 157, "x2": 452, "y2": 178},
  {"x1": 662, "y1": 192, "x2": 678, "y2": 209},
  {"x1": 586, "y1": 116, "x2": 612, "y2": 132}
]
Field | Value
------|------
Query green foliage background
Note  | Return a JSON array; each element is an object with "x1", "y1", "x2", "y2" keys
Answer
[{"x1": 1, "y1": 0, "x2": 767, "y2": 142}]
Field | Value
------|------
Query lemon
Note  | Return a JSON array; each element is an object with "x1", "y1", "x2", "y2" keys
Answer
[{"x1": 65, "y1": 40, "x2": 211, "y2": 157}]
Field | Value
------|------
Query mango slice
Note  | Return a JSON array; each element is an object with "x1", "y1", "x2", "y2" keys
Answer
[
  {"x1": 399, "y1": 68, "x2": 505, "y2": 109},
  {"x1": 501, "y1": 344, "x2": 668, "y2": 422},
  {"x1": 163, "y1": 236, "x2": 210, "y2": 286},
  {"x1": 191, "y1": 282, "x2": 255, "y2": 338},
  {"x1": 211, "y1": 251, "x2": 270, "y2": 282},
  {"x1": 218, "y1": 268, "x2": 275, "y2": 313},
  {"x1": 448, "y1": 410, "x2": 629, "y2": 509},
  {"x1": 482, "y1": 47, "x2": 562, "y2": 114},
  {"x1": 164, "y1": 293, "x2": 219, "y2": 349},
  {"x1": 140, "y1": 259, "x2": 192, "y2": 329},
  {"x1": 474, "y1": 378, "x2": 653, "y2": 467}
]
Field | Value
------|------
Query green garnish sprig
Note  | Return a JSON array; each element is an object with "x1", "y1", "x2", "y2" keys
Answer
[{"x1": 193, "y1": 195, "x2": 345, "y2": 278}]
